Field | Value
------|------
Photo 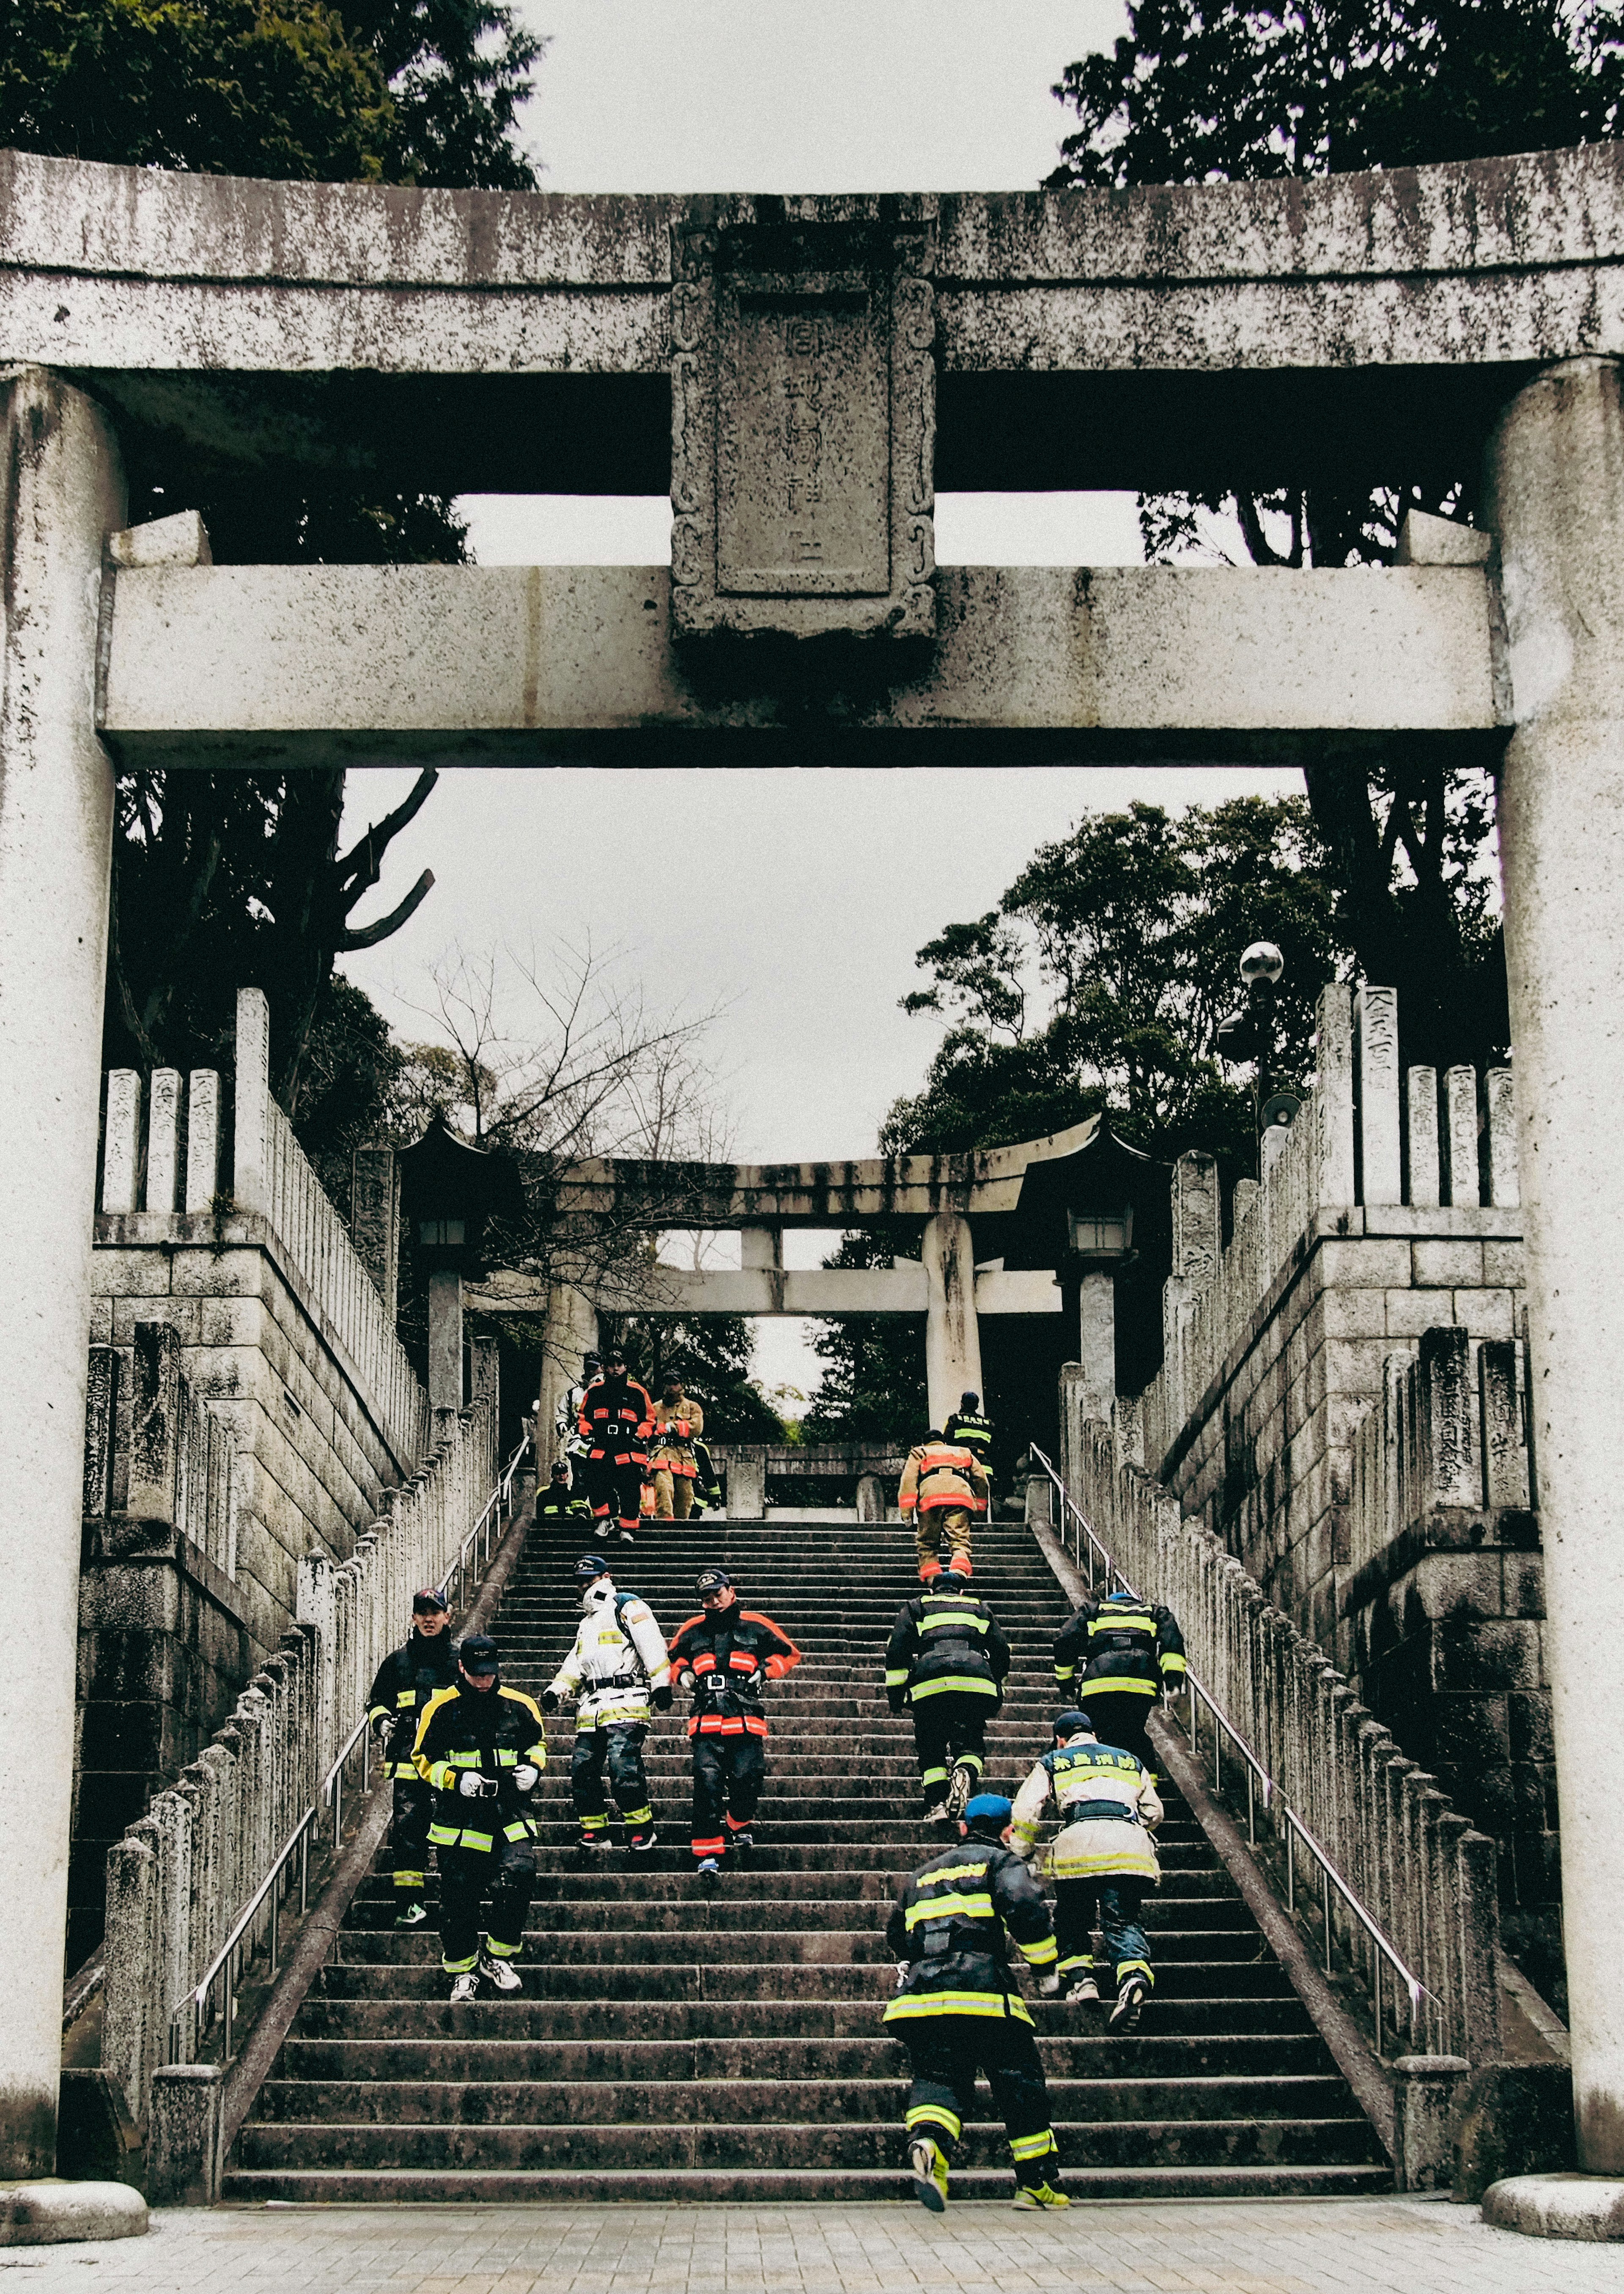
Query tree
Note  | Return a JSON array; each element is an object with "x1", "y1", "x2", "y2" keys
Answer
[
  {"x1": 4, "y1": 0, "x2": 542, "y2": 1145},
  {"x1": 799, "y1": 1234, "x2": 930, "y2": 1448},
  {"x1": 1048, "y1": 0, "x2": 1622, "y2": 1066},
  {"x1": 601, "y1": 1317, "x2": 787, "y2": 1445},
  {"x1": 882, "y1": 796, "x2": 1341, "y2": 1167}
]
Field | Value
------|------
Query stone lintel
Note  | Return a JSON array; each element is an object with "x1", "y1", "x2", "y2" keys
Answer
[
  {"x1": 467, "y1": 1264, "x2": 1061, "y2": 1318},
  {"x1": 100, "y1": 563, "x2": 1498, "y2": 767}
]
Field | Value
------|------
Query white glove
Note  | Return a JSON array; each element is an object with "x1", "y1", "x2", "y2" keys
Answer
[
  {"x1": 513, "y1": 1763, "x2": 539, "y2": 1791},
  {"x1": 457, "y1": 1771, "x2": 491, "y2": 1799},
  {"x1": 1036, "y1": 1971, "x2": 1062, "y2": 1997}
]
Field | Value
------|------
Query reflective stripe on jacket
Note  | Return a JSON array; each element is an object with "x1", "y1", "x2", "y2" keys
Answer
[
  {"x1": 886, "y1": 1588, "x2": 1010, "y2": 1704},
  {"x1": 898, "y1": 1440, "x2": 988, "y2": 1517},
  {"x1": 942, "y1": 1410, "x2": 993, "y2": 1462},
  {"x1": 549, "y1": 1583, "x2": 671, "y2": 1728},
  {"x1": 579, "y1": 1374, "x2": 656, "y2": 1467},
  {"x1": 649, "y1": 1398, "x2": 705, "y2": 1474},
  {"x1": 1054, "y1": 1594, "x2": 1188, "y2": 1698},
  {"x1": 667, "y1": 1607, "x2": 800, "y2": 1737},
  {"x1": 883, "y1": 1839, "x2": 1057, "y2": 2023},
  {"x1": 412, "y1": 1682, "x2": 548, "y2": 1852},
  {"x1": 1011, "y1": 1739, "x2": 1163, "y2": 1883},
  {"x1": 366, "y1": 1630, "x2": 460, "y2": 1779}
]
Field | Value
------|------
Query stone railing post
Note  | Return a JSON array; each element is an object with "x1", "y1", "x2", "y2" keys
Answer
[{"x1": 232, "y1": 987, "x2": 271, "y2": 1217}]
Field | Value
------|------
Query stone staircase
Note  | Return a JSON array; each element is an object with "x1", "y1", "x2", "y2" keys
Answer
[{"x1": 224, "y1": 1513, "x2": 1391, "y2": 2202}]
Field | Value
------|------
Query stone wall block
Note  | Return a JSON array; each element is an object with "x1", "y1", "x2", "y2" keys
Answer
[
  {"x1": 1315, "y1": 984, "x2": 1356, "y2": 1205},
  {"x1": 1443, "y1": 1067, "x2": 1480, "y2": 1207},
  {"x1": 1406, "y1": 1067, "x2": 1440, "y2": 1206},
  {"x1": 184, "y1": 1072, "x2": 219, "y2": 1212},
  {"x1": 102, "y1": 1071, "x2": 142, "y2": 1215},
  {"x1": 1478, "y1": 1338, "x2": 1530, "y2": 1509},
  {"x1": 126, "y1": 1323, "x2": 183, "y2": 1524},
  {"x1": 1413, "y1": 1239, "x2": 1484, "y2": 1289},
  {"x1": 1355, "y1": 984, "x2": 1402, "y2": 1205},
  {"x1": 1418, "y1": 1324, "x2": 1477, "y2": 1507},
  {"x1": 231, "y1": 988, "x2": 271, "y2": 1217},
  {"x1": 147, "y1": 2063, "x2": 223, "y2": 2206},
  {"x1": 145, "y1": 1069, "x2": 182, "y2": 1213},
  {"x1": 1484, "y1": 1069, "x2": 1519, "y2": 1208}
]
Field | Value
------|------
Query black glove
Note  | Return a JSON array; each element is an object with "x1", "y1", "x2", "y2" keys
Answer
[
  {"x1": 653, "y1": 1684, "x2": 673, "y2": 1712},
  {"x1": 540, "y1": 1688, "x2": 560, "y2": 1716}
]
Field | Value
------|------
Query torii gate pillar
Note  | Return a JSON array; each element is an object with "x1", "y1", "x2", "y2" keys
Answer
[
  {"x1": 1491, "y1": 355, "x2": 1624, "y2": 2188},
  {"x1": 921, "y1": 1212, "x2": 983, "y2": 1431},
  {"x1": 0, "y1": 369, "x2": 125, "y2": 2181}
]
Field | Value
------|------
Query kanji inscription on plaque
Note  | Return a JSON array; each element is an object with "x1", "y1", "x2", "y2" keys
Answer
[{"x1": 670, "y1": 215, "x2": 935, "y2": 639}]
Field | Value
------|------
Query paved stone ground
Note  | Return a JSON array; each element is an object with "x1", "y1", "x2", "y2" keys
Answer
[{"x1": 2, "y1": 2198, "x2": 1620, "y2": 2293}]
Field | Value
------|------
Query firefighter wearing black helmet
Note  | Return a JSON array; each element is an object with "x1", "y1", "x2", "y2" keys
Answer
[
  {"x1": 885, "y1": 1565, "x2": 1010, "y2": 1825},
  {"x1": 1053, "y1": 1586, "x2": 1186, "y2": 1780},
  {"x1": 666, "y1": 1569, "x2": 800, "y2": 1884}
]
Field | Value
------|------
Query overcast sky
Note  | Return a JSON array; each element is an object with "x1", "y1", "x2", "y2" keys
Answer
[{"x1": 335, "y1": 4, "x2": 1302, "y2": 1396}]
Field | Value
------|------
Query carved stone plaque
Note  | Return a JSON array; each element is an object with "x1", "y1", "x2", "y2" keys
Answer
[{"x1": 671, "y1": 218, "x2": 935, "y2": 639}]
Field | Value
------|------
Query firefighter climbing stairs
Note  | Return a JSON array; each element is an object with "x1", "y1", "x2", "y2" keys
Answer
[{"x1": 224, "y1": 1513, "x2": 1391, "y2": 2202}]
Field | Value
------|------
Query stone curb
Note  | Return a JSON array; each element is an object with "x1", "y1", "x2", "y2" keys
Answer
[
  {"x1": 0, "y1": 2179, "x2": 148, "y2": 2246},
  {"x1": 1483, "y1": 2172, "x2": 1624, "y2": 2239}
]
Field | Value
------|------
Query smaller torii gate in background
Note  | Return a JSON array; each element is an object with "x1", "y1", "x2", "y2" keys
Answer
[{"x1": 2, "y1": 145, "x2": 1624, "y2": 2210}]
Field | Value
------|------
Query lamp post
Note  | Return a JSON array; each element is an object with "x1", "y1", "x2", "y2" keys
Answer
[
  {"x1": 1215, "y1": 941, "x2": 1291, "y2": 1172},
  {"x1": 398, "y1": 1115, "x2": 527, "y2": 1435}
]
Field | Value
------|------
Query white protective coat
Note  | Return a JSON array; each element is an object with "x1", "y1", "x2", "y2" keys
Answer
[
  {"x1": 549, "y1": 1580, "x2": 671, "y2": 1729},
  {"x1": 1012, "y1": 1738, "x2": 1163, "y2": 1886}
]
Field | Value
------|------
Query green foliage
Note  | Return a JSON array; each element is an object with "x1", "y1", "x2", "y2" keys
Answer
[
  {"x1": 883, "y1": 796, "x2": 1340, "y2": 1163},
  {"x1": 799, "y1": 1234, "x2": 930, "y2": 1448},
  {"x1": 1047, "y1": 0, "x2": 1616, "y2": 1068}
]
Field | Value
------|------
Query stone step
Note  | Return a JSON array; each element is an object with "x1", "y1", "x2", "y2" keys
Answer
[
  {"x1": 340, "y1": 1897, "x2": 1252, "y2": 1937},
  {"x1": 313, "y1": 1960, "x2": 1299, "y2": 2006},
  {"x1": 335, "y1": 1926, "x2": 1268, "y2": 1967},
  {"x1": 235, "y1": 2113, "x2": 1382, "y2": 2172},
  {"x1": 253, "y1": 2069, "x2": 1344, "y2": 2126},
  {"x1": 220, "y1": 2163, "x2": 1395, "y2": 2203},
  {"x1": 354, "y1": 1863, "x2": 1231, "y2": 1902},
  {"x1": 294, "y1": 1994, "x2": 1311, "y2": 2038},
  {"x1": 277, "y1": 2033, "x2": 1341, "y2": 2084}
]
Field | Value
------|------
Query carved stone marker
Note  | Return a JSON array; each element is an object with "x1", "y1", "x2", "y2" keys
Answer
[{"x1": 670, "y1": 217, "x2": 935, "y2": 638}]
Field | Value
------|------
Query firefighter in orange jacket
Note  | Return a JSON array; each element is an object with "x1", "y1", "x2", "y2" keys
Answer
[
  {"x1": 579, "y1": 1344, "x2": 655, "y2": 1544},
  {"x1": 649, "y1": 1381, "x2": 705, "y2": 1519},
  {"x1": 667, "y1": 1568, "x2": 801, "y2": 1884},
  {"x1": 899, "y1": 1431, "x2": 989, "y2": 1575}
]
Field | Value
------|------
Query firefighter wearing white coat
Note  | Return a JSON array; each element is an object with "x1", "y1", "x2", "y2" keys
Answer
[
  {"x1": 543, "y1": 1554, "x2": 672, "y2": 1852},
  {"x1": 1012, "y1": 1708, "x2": 1163, "y2": 2029}
]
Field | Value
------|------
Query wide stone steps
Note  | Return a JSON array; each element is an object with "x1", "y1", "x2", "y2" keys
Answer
[{"x1": 224, "y1": 1514, "x2": 1392, "y2": 2205}]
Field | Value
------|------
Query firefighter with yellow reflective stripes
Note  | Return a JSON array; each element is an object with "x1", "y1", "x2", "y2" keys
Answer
[
  {"x1": 412, "y1": 1633, "x2": 547, "y2": 2003},
  {"x1": 1053, "y1": 1586, "x2": 1186, "y2": 1780},
  {"x1": 1012, "y1": 1709, "x2": 1163, "y2": 2028},
  {"x1": 883, "y1": 1794, "x2": 1069, "y2": 2212},
  {"x1": 886, "y1": 1566, "x2": 1010, "y2": 1825},
  {"x1": 365, "y1": 1586, "x2": 460, "y2": 1928}
]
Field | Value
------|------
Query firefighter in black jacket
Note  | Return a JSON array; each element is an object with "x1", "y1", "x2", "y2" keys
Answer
[
  {"x1": 942, "y1": 1391, "x2": 994, "y2": 1479},
  {"x1": 1053, "y1": 1586, "x2": 1187, "y2": 1780},
  {"x1": 537, "y1": 1460, "x2": 592, "y2": 1524},
  {"x1": 884, "y1": 1793, "x2": 1067, "y2": 2212},
  {"x1": 579, "y1": 1345, "x2": 656, "y2": 1544},
  {"x1": 366, "y1": 1586, "x2": 461, "y2": 1926},
  {"x1": 886, "y1": 1567, "x2": 1010, "y2": 1825},
  {"x1": 667, "y1": 1568, "x2": 801, "y2": 1883},
  {"x1": 412, "y1": 1632, "x2": 547, "y2": 2002}
]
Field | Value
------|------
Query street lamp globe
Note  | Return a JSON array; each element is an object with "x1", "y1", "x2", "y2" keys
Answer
[{"x1": 1240, "y1": 941, "x2": 1285, "y2": 987}]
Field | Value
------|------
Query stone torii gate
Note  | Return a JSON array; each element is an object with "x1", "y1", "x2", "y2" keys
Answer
[{"x1": 3, "y1": 143, "x2": 1624, "y2": 2216}]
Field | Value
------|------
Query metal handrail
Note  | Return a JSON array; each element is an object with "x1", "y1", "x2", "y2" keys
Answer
[
  {"x1": 1026, "y1": 1443, "x2": 1428, "y2": 2052},
  {"x1": 169, "y1": 1428, "x2": 531, "y2": 2071}
]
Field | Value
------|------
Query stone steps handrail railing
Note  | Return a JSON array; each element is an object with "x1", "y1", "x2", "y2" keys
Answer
[
  {"x1": 1138, "y1": 981, "x2": 1518, "y2": 1476},
  {"x1": 1044, "y1": 1422, "x2": 1502, "y2": 2068},
  {"x1": 101, "y1": 1395, "x2": 505, "y2": 2139}
]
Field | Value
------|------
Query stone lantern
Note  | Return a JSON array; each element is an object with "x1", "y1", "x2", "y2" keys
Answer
[{"x1": 398, "y1": 1116, "x2": 526, "y2": 1426}]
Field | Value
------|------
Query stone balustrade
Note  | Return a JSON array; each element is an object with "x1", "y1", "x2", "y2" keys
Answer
[
  {"x1": 1069, "y1": 1405, "x2": 1502, "y2": 2069},
  {"x1": 101, "y1": 1396, "x2": 499, "y2": 2140}
]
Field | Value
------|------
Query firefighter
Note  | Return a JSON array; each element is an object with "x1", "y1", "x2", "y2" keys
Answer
[
  {"x1": 579, "y1": 1344, "x2": 655, "y2": 1544},
  {"x1": 899, "y1": 1430, "x2": 988, "y2": 1577},
  {"x1": 1012, "y1": 1709, "x2": 1162, "y2": 2028},
  {"x1": 412, "y1": 1633, "x2": 546, "y2": 2002},
  {"x1": 555, "y1": 1350, "x2": 600, "y2": 1491},
  {"x1": 884, "y1": 1793, "x2": 1067, "y2": 2213},
  {"x1": 667, "y1": 1567, "x2": 801, "y2": 1883},
  {"x1": 365, "y1": 1586, "x2": 460, "y2": 1926},
  {"x1": 688, "y1": 1437, "x2": 724, "y2": 1519},
  {"x1": 537, "y1": 1460, "x2": 592, "y2": 1524},
  {"x1": 649, "y1": 1379, "x2": 705, "y2": 1518},
  {"x1": 886, "y1": 1564, "x2": 1010, "y2": 1824},
  {"x1": 942, "y1": 1391, "x2": 994, "y2": 1485},
  {"x1": 543, "y1": 1554, "x2": 672, "y2": 1852},
  {"x1": 1053, "y1": 1585, "x2": 1187, "y2": 1780}
]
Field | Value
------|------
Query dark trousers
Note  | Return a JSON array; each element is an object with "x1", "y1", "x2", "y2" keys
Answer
[
  {"x1": 586, "y1": 1461, "x2": 643, "y2": 1531},
  {"x1": 436, "y1": 1838, "x2": 537, "y2": 1973},
  {"x1": 691, "y1": 1731, "x2": 765, "y2": 1857},
  {"x1": 1080, "y1": 1690, "x2": 1160, "y2": 1780},
  {"x1": 910, "y1": 1692, "x2": 991, "y2": 1801},
  {"x1": 572, "y1": 1723, "x2": 653, "y2": 1832},
  {"x1": 900, "y1": 2014, "x2": 1059, "y2": 2188},
  {"x1": 390, "y1": 1775, "x2": 434, "y2": 1892},
  {"x1": 1055, "y1": 1876, "x2": 1153, "y2": 1987}
]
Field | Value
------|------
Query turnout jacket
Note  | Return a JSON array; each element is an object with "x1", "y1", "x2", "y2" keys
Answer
[
  {"x1": 1012, "y1": 1737, "x2": 1163, "y2": 1884},
  {"x1": 884, "y1": 1838, "x2": 1058, "y2": 2025},
  {"x1": 537, "y1": 1482, "x2": 592, "y2": 1523},
  {"x1": 366, "y1": 1628, "x2": 460, "y2": 1778},
  {"x1": 579, "y1": 1372, "x2": 656, "y2": 1470},
  {"x1": 549, "y1": 1580, "x2": 671, "y2": 1729},
  {"x1": 886, "y1": 1586, "x2": 1010, "y2": 1707},
  {"x1": 1054, "y1": 1592, "x2": 1187, "y2": 1701},
  {"x1": 412, "y1": 1679, "x2": 548, "y2": 1853},
  {"x1": 941, "y1": 1408, "x2": 993, "y2": 1467},
  {"x1": 667, "y1": 1605, "x2": 801, "y2": 1738},
  {"x1": 899, "y1": 1439, "x2": 988, "y2": 1518},
  {"x1": 649, "y1": 1396, "x2": 705, "y2": 1476}
]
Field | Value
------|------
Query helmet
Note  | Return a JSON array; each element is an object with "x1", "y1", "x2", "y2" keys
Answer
[
  {"x1": 575, "y1": 1553, "x2": 611, "y2": 1582},
  {"x1": 1053, "y1": 1708, "x2": 1093, "y2": 1742},
  {"x1": 960, "y1": 1390, "x2": 979, "y2": 1410}
]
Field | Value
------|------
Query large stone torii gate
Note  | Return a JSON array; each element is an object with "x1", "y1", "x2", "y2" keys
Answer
[{"x1": 3, "y1": 142, "x2": 1624, "y2": 2205}]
